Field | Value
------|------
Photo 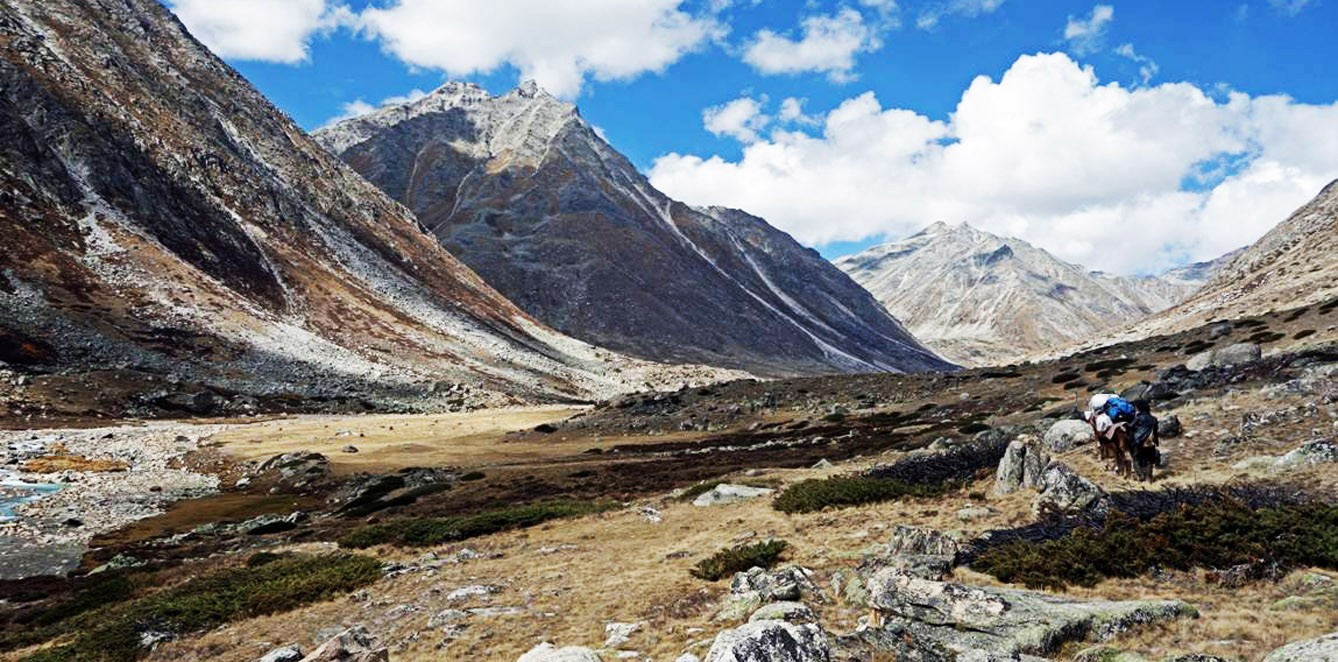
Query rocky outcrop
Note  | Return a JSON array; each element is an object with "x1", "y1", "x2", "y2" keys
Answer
[
  {"x1": 1264, "y1": 631, "x2": 1338, "y2": 661},
  {"x1": 259, "y1": 646, "x2": 304, "y2": 662},
  {"x1": 1235, "y1": 440, "x2": 1338, "y2": 472},
  {"x1": 865, "y1": 568, "x2": 1197, "y2": 658},
  {"x1": 316, "y1": 83, "x2": 952, "y2": 377},
  {"x1": 516, "y1": 643, "x2": 603, "y2": 662},
  {"x1": 692, "y1": 484, "x2": 776, "y2": 507},
  {"x1": 995, "y1": 437, "x2": 1051, "y2": 495},
  {"x1": 703, "y1": 620, "x2": 830, "y2": 662},
  {"x1": 1044, "y1": 420, "x2": 1095, "y2": 453},
  {"x1": 858, "y1": 525, "x2": 964, "y2": 582},
  {"x1": 718, "y1": 566, "x2": 824, "y2": 621},
  {"x1": 298, "y1": 627, "x2": 387, "y2": 662},
  {"x1": 1032, "y1": 463, "x2": 1108, "y2": 517},
  {"x1": 748, "y1": 602, "x2": 817, "y2": 625},
  {"x1": 1186, "y1": 343, "x2": 1262, "y2": 371}
]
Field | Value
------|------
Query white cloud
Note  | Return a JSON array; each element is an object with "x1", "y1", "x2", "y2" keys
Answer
[
  {"x1": 1064, "y1": 5, "x2": 1115, "y2": 54},
  {"x1": 742, "y1": 9, "x2": 880, "y2": 82},
  {"x1": 168, "y1": 0, "x2": 349, "y2": 64},
  {"x1": 1269, "y1": 0, "x2": 1318, "y2": 15},
  {"x1": 354, "y1": 0, "x2": 721, "y2": 98},
  {"x1": 649, "y1": 52, "x2": 1338, "y2": 275},
  {"x1": 1114, "y1": 43, "x2": 1158, "y2": 86},
  {"x1": 703, "y1": 96, "x2": 771, "y2": 143},
  {"x1": 321, "y1": 88, "x2": 429, "y2": 128},
  {"x1": 778, "y1": 97, "x2": 820, "y2": 125},
  {"x1": 916, "y1": 0, "x2": 1006, "y2": 30}
]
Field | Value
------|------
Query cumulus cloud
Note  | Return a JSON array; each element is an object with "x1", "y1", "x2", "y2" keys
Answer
[
  {"x1": 1114, "y1": 43, "x2": 1158, "y2": 86},
  {"x1": 321, "y1": 88, "x2": 429, "y2": 128},
  {"x1": 742, "y1": 9, "x2": 880, "y2": 82},
  {"x1": 703, "y1": 96, "x2": 771, "y2": 143},
  {"x1": 649, "y1": 52, "x2": 1338, "y2": 274},
  {"x1": 1064, "y1": 4, "x2": 1115, "y2": 54},
  {"x1": 354, "y1": 0, "x2": 721, "y2": 98},
  {"x1": 168, "y1": 0, "x2": 350, "y2": 63},
  {"x1": 916, "y1": 0, "x2": 1006, "y2": 30}
]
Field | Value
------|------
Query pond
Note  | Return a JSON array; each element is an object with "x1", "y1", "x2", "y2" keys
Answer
[{"x1": 0, "y1": 481, "x2": 63, "y2": 522}]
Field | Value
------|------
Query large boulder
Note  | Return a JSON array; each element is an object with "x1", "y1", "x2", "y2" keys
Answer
[
  {"x1": 1276, "y1": 440, "x2": 1338, "y2": 468},
  {"x1": 718, "y1": 566, "x2": 823, "y2": 621},
  {"x1": 1186, "y1": 343, "x2": 1261, "y2": 371},
  {"x1": 748, "y1": 602, "x2": 817, "y2": 624},
  {"x1": 1264, "y1": 631, "x2": 1338, "y2": 661},
  {"x1": 703, "y1": 620, "x2": 830, "y2": 662},
  {"x1": 516, "y1": 643, "x2": 603, "y2": 662},
  {"x1": 259, "y1": 646, "x2": 304, "y2": 662},
  {"x1": 1044, "y1": 420, "x2": 1094, "y2": 453},
  {"x1": 257, "y1": 451, "x2": 330, "y2": 489},
  {"x1": 859, "y1": 525, "x2": 962, "y2": 581},
  {"x1": 995, "y1": 437, "x2": 1051, "y2": 495},
  {"x1": 865, "y1": 568, "x2": 1196, "y2": 659},
  {"x1": 298, "y1": 627, "x2": 386, "y2": 662},
  {"x1": 1157, "y1": 415, "x2": 1183, "y2": 439},
  {"x1": 1032, "y1": 463, "x2": 1107, "y2": 517},
  {"x1": 693, "y1": 484, "x2": 776, "y2": 507}
]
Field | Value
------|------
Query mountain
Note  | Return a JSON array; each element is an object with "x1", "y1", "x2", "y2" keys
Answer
[
  {"x1": 834, "y1": 223, "x2": 1228, "y2": 366},
  {"x1": 1090, "y1": 179, "x2": 1338, "y2": 347},
  {"x1": 0, "y1": 0, "x2": 730, "y2": 419},
  {"x1": 315, "y1": 83, "x2": 952, "y2": 377}
]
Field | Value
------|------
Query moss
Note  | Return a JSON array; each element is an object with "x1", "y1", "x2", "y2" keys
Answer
[
  {"x1": 338, "y1": 500, "x2": 616, "y2": 549},
  {"x1": 691, "y1": 540, "x2": 788, "y2": 581},
  {"x1": 973, "y1": 502, "x2": 1338, "y2": 590},
  {"x1": 17, "y1": 554, "x2": 379, "y2": 662},
  {"x1": 773, "y1": 476, "x2": 948, "y2": 514}
]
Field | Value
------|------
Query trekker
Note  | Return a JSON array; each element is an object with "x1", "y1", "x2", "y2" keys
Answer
[{"x1": 1129, "y1": 399, "x2": 1160, "y2": 481}]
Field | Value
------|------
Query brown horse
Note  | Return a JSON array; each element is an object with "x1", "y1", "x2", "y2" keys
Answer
[{"x1": 1089, "y1": 418, "x2": 1134, "y2": 478}]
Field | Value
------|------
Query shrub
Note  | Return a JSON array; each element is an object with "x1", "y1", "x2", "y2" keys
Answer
[
  {"x1": 691, "y1": 540, "x2": 788, "y2": 581},
  {"x1": 460, "y1": 471, "x2": 486, "y2": 481},
  {"x1": 338, "y1": 500, "x2": 615, "y2": 549},
  {"x1": 773, "y1": 476, "x2": 946, "y2": 514},
  {"x1": 973, "y1": 502, "x2": 1338, "y2": 590},
  {"x1": 19, "y1": 554, "x2": 380, "y2": 662}
]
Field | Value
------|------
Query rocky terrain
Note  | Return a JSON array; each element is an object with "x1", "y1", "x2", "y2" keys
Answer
[
  {"x1": 0, "y1": 0, "x2": 740, "y2": 426},
  {"x1": 835, "y1": 222, "x2": 1236, "y2": 366},
  {"x1": 0, "y1": 293, "x2": 1333, "y2": 661},
  {"x1": 315, "y1": 83, "x2": 950, "y2": 377}
]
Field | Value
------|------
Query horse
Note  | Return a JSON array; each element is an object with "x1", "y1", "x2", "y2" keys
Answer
[{"x1": 1089, "y1": 417, "x2": 1134, "y2": 478}]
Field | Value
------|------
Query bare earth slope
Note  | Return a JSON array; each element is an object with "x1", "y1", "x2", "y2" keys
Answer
[
  {"x1": 0, "y1": 0, "x2": 728, "y2": 420},
  {"x1": 835, "y1": 222, "x2": 1230, "y2": 366},
  {"x1": 315, "y1": 83, "x2": 951, "y2": 377}
]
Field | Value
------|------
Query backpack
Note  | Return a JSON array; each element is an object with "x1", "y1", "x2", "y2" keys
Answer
[
  {"x1": 1103, "y1": 396, "x2": 1137, "y2": 422},
  {"x1": 1131, "y1": 411, "x2": 1158, "y2": 446}
]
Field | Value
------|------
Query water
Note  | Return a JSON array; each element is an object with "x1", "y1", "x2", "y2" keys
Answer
[{"x1": 0, "y1": 482, "x2": 62, "y2": 522}]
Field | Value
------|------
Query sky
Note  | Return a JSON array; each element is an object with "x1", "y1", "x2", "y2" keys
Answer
[{"x1": 163, "y1": 0, "x2": 1338, "y2": 276}]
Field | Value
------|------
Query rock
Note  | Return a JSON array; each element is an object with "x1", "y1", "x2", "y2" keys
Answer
[
  {"x1": 886, "y1": 525, "x2": 961, "y2": 557},
  {"x1": 258, "y1": 451, "x2": 330, "y2": 488},
  {"x1": 1276, "y1": 440, "x2": 1338, "y2": 468},
  {"x1": 862, "y1": 525, "x2": 963, "y2": 581},
  {"x1": 298, "y1": 626, "x2": 386, "y2": 662},
  {"x1": 239, "y1": 511, "x2": 306, "y2": 535},
  {"x1": 1264, "y1": 631, "x2": 1338, "y2": 661},
  {"x1": 703, "y1": 620, "x2": 830, "y2": 662},
  {"x1": 516, "y1": 643, "x2": 603, "y2": 662},
  {"x1": 603, "y1": 621, "x2": 644, "y2": 648},
  {"x1": 1187, "y1": 343, "x2": 1261, "y2": 371},
  {"x1": 1073, "y1": 647, "x2": 1148, "y2": 662},
  {"x1": 956, "y1": 506, "x2": 994, "y2": 522},
  {"x1": 693, "y1": 484, "x2": 776, "y2": 507},
  {"x1": 1032, "y1": 462, "x2": 1107, "y2": 517},
  {"x1": 1158, "y1": 415, "x2": 1183, "y2": 438},
  {"x1": 259, "y1": 645, "x2": 304, "y2": 662},
  {"x1": 427, "y1": 609, "x2": 468, "y2": 628},
  {"x1": 675, "y1": 656, "x2": 702, "y2": 662},
  {"x1": 748, "y1": 601, "x2": 816, "y2": 624},
  {"x1": 730, "y1": 566, "x2": 820, "y2": 603},
  {"x1": 811, "y1": 459, "x2": 833, "y2": 469},
  {"x1": 342, "y1": 445, "x2": 359, "y2": 454},
  {"x1": 1044, "y1": 420, "x2": 1094, "y2": 453},
  {"x1": 447, "y1": 584, "x2": 498, "y2": 601},
  {"x1": 331, "y1": 469, "x2": 452, "y2": 517},
  {"x1": 994, "y1": 437, "x2": 1050, "y2": 495},
  {"x1": 865, "y1": 568, "x2": 1197, "y2": 658}
]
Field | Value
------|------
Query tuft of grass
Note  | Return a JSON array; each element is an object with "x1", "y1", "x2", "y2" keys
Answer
[
  {"x1": 338, "y1": 500, "x2": 616, "y2": 549},
  {"x1": 16, "y1": 554, "x2": 380, "y2": 662},
  {"x1": 773, "y1": 476, "x2": 948, "y2": 514},
  {"x1": 973, "y1": 502, "x2": 1338, "y2": 591},
  {"x1": 691, "y1": 540, "x2": 788, "y2": 581}
]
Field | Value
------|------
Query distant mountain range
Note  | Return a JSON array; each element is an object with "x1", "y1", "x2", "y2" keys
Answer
[
  {"x1": 316, "y1": 82, "x2": 951, "y2": 376},
  {"x1": 0, "y1": 0, "x2": 733, "y2": 418},
  {"x1": 834, "y1": 222, "x2": 1239, "y2": 366}
]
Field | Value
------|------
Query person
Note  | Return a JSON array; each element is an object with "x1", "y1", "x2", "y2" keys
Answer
[{"x1": 1129, "y1": 399, "x2": 1160, "y2": 481}]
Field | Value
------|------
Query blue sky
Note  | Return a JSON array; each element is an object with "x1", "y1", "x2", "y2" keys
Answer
[{"x1": 166, "y1": 0, "x2": 1338, "y2": 274}]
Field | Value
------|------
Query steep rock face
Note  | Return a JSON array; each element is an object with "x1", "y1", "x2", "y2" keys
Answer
[
  {"x1": 316, "y1": 83, "x2": 951, "y2": 377},
  {"x1": 834, "y1": 223, "x2": 1225, "y2": 366},
  {"x1": 0, "y1": 0, "x2": 721, "y2": 417}
]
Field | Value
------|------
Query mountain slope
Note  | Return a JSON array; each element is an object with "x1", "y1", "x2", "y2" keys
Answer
[
  {"x1": 315, "y1": 83, "x2": 951, "y2": 377},
  {"x1": 834, "y1": 223, "x2": 1225, "y2": 366},
  {"x1": 0, "y1": 0, "x2": 724, "y2": 419},
  {"x1": 1088, "y1": 179, "x2": 1338, "y2": 348}
]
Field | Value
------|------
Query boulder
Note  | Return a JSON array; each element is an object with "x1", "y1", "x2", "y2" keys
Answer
[
  {"x1": 1158, "y1": 415, "x2": 1183, "y2": 439},
  {"x1": 603, "y1": 621, "x2": 644, "y2": 648},
  {"x1": 1276, "y1": 440, "x2": 1338, "y2": 468},
  {"x1": 703, "y1": 620, "x2": 830, "y2": 662},
  {"x1": 995, "y1": 437, "x2": 1050, "y2": 495},
  {"x1": 1187, "y1": 343, "x2": 1261, "y2": 371},
  {"x1": 516, "y1": 643, "x2": 603, "y2": 662},
  {"x1": 1032, "y1": 463, "x2": 1107, "y2": 517},
  {"x1": 865, "y1": 568, "x2": 1197, "y2": 658},
  {"x1": 693, "y1": 484, "x2": 776, "y2": 507},
  {"x1": 748, "y1": 601, "x2": 816, "y2": 624},
  {"x1": 257, "y1": 451, "x2": 330, "y2": 489},
  {"x1": 861, "y1": 526, "x2": 963, "y2": 582},
  {"x1": 730, "y1": 566, "x2": 820, "y2": 603},
  {"x1": 1044, "y1": 420, "x2": 1095, "y2": 453},
  {"x1": 259, "y1": 646, "x2": 304, "y2": 662},
  {"x1": 1264, "y1": 631, "x2": 1338, "y2": 661},
  {"x1": 298, "y1": 627, "x2": 386, "y2": 662}
]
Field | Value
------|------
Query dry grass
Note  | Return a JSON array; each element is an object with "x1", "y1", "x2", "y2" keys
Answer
[{"x1": 20, "y1": 455, "x2": 129, "y2": 473}]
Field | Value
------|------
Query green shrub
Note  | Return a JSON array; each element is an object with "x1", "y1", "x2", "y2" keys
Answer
[
  {"x1": 974, "y1": 502, "x2": 1338, "y2": 590},
  {"x1": 691, "y1": 540, "x2": 788, "y2": 581},
  {"x1": 19, "y1": 554, "x2": 380, "y2": 662},
  {"x1": 773, "y1": 476, "x2": 947, "y2": 514},
  {"x1": 338, "y1": 500, "x2": 615, "y2": 549}
]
